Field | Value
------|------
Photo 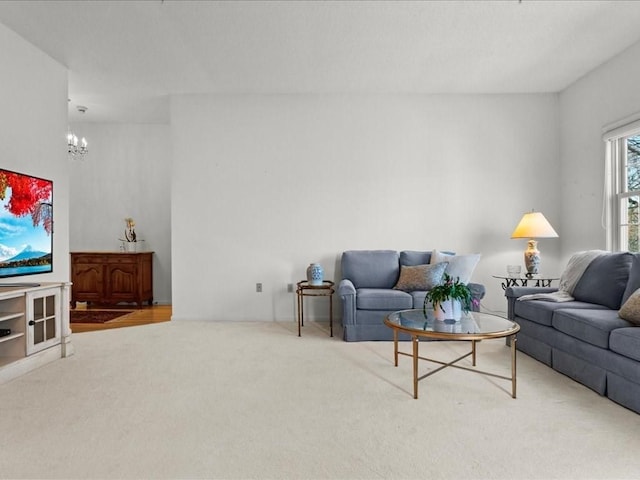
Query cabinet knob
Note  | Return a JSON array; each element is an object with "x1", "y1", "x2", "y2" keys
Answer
[{"x1": 28, "y1": 320, "x2": 35, "y2": 326}]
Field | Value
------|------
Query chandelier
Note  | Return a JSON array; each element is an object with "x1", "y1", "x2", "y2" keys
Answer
[
  {"x1": 67, "y1": 131, "x2": 88, "y2": 157},
  {"x1": 67, "y1": 104, "x2": 88, "y2": 158}
]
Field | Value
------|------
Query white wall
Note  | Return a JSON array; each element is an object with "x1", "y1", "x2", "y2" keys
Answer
[
  {"x1": 68, "y1": 123, "x2": 172, "y2": 304},
  {"x1": 171, "y1": 94, "x2": 561, "y2": 320},
  {"x1": 560, "y1": 41, "x2": 640, "y2": 262},
  {"x1": 4, "y1": 8, "x2": 638, "y2": 323},
  {"x1": 0, "y1": 23, "x2": 68, "y2": 283}
]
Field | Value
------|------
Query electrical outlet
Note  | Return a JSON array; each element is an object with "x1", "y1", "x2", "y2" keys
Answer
[
  {"x1": 256, "y1": 283, "x2": 262, "y2": 293},
  {"x1": 287, "y1": 283, "x2": 293, "y2": 293}
]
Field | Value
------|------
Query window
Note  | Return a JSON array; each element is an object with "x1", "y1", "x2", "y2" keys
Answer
[
  {"x1": 616, "y1": 135, "x2": 640, "y2": 251},
  {"x1": 605, "y1": 118, "x2": 640, "y2": 252}
]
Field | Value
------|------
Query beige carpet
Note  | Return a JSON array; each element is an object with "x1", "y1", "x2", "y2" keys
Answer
[{"x1": 1, "y1": 319, "x2": 640, "y2": 479}]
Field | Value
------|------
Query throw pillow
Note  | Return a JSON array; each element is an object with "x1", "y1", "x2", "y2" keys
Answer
[
  {"x1": 430, "y1": 249, "x2": 454, "y2": 265},
  {"x1": 622, "y1": 253, "x2": 640, "y2": 305},
  {"x1": 619, "y1": 287, "x2": 640, "y2": 326},
  {"x1": 431, "y1": 250, "x2": 481, "y2": 284},
  {"x1": 393, "y1": 262, "x2": 448, "y2": 292},
  {"x1": 573, "y1": 252, "x2": 633, "y2": 310}
]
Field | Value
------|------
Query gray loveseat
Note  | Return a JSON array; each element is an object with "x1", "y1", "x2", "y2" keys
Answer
[
  {"x1": 505, "y1": 251, "x2": 640, "y2": 414},
  {"x1": 338, "y1": 250, "x2": 485, "y2": 342}
]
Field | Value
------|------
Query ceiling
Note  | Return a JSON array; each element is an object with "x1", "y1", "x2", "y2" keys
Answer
[{"x1": 1, "y1": 0, "x2": 640, "y2": 123}]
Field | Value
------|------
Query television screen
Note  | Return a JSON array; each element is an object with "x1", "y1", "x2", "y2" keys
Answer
[{"x1": 0, "y1": 169, "x2": 53, "y2": 278}]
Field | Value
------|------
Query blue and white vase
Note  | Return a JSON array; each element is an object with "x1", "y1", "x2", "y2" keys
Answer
[{"x1": 306, "y1": 263, "x2": 324, "y2": 286}]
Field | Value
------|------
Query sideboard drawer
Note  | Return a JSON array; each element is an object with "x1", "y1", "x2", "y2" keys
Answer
[
  {"x1": 108, "y1": 255, "x2": 138, "y2": 264},
  {"x1": 71, "y1": 255, "x2": 108, "y2": 264}
]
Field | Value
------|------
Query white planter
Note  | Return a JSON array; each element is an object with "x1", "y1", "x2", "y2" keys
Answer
[
  {"x1": 124, "y1": 242, "x2": 137, "y2": 253},
  {"x1": 434, "y1": 299, "x2": 462, "y2": 321}
]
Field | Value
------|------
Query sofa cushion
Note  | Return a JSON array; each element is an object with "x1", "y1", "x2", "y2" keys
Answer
[
  {"x1": 430, "y1": 250, "x2": 481, "y2": 284},
  {"x1": 621, "y1": 253, "x2": 640, "y2": 305},
  {"x1": 410, "y1": 291, "x2": 428, "y2": 309},
  {"x1": 400, "y1": 250, "x2": 431, "y2": 266},
  {"x1": 393, "y1": 263, "x2": 447, "y2": 292},
  {"x1": 341, "y1": 250, "x2": 400, "y2": 289},
  {"x1": 552, "y1": 342, "x2": 608, "y2": 395},
  {"x1": 552, "y1": 308, "x2": 630, "y2": 349},
  {"x1": 572, "y1": 252, "x2": 632, "y2": 309},
  {"x1": 607, "y1": 350, "x2": 640, "y2": 392},
  {"x1": 514, "y1": 299, "x2": 607, "y2": 327},
  {"x1": 400, "y1": 250, "x2": 455, "y2": 267},
  {"x1": 356, "y1": 288, "x2": 413, "y2": 311},
  {"x1": 352, "y1": 310, "x2": 406, "y2": 328},
  {"x1": 607, "y1": 372, "x2": 640, "y2": 413},
  {"x1": 618, "y1": 287, "x2": 640, "y2": 325},
  {"x1": 610, "y1": 327, "x2": 640, "y2": 362}
]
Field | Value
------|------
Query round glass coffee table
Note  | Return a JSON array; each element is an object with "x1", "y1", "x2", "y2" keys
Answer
[{"x1": 384, "y1": 309, "x2": 520, "y2": 399}]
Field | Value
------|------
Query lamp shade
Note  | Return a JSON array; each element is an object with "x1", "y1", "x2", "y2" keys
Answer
[{"x1": 511, "y1": 212, "x2": 558, "y2": 239}]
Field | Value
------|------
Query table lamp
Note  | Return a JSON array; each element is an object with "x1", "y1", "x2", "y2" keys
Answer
[{"x1": 511, "y1": 211, "x2": 558, "y2": 277}]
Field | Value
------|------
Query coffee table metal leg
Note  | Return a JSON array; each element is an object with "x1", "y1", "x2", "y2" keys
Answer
[
  {"x1": 329, "y1": 293, "x2": 333, "y2": 337},
  {"x1": 472, "y1": 340, "x2": 477, "y2": 366},
  {"x1": 413, "y1": 336, "x2": 419, "y2": 399},
  {"x1": 511, "y1": 335, "x2": 517, "y2": 398},
  {"x1": 393, "y1": 329, "x2": 398, "y2": 366}
]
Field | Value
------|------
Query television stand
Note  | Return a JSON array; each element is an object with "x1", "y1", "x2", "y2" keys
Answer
[{"x1": 0, "y1": 282, "x2": 72, "y2": 384}]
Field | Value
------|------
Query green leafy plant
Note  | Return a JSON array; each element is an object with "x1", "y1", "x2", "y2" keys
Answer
[{"x1": 424, "y1": 273, "x2": 476, "y2": 314}]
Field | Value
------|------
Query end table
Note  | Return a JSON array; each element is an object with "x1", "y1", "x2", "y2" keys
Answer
[
  {"x1": 296, "y1": 280, "x2": 335, "y2": 337},
  {"x1": 493, "y1": 275, "x2": 559, "y2": 290}
]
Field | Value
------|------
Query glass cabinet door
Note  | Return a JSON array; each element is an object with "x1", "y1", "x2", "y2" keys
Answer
[{"x1": 26, "y1": 289, "x2": 60, "y2": 355}]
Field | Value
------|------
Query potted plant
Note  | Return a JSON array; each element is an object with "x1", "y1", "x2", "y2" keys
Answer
[{"x1": 424, "y1": 273, "x2": 476, "y2": 321}]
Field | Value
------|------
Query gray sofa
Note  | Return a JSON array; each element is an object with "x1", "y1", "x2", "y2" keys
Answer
[
  {"x1": 338, "y1": 250, "x2": 485, "y2": 342},
  {"x1": 505, "y1": 251, "x2": 640, "y2": 414}
]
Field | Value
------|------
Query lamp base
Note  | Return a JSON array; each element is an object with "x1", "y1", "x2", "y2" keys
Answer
[{"x1": 524, "y1": 239, "x2": 540, "y2": 276}]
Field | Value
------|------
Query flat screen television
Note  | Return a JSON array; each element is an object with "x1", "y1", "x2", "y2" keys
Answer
[{"x1": 0, "y1": 169, "x2": 53, "y2": 278}]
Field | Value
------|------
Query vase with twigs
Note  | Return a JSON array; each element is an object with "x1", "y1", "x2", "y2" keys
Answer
[{"x1": 119, "y1": 217, "x2": 142, "y2": 252}]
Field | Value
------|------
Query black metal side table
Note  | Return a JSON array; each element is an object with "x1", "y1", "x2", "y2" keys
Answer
[
  {"x1": 493, "y1": 275, "x2": 559, "y2": 290},
  {"x1": 296, "y1": 280, "x2": 335, "y2": 337}
]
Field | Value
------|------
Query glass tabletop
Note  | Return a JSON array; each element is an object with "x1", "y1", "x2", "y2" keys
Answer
[
  {"x1": 492, "y1": 275, "x2": 559, "y2": 281},
  {"x1": 385, "y1": 309, "x2": 519, "y2": 337}
]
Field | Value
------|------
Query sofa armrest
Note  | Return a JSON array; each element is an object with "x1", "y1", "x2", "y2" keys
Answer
[
  {"x1": 504, "y1": 286, "x2": 558, "y2": 320},
  {"x1": 338, "y1": 278, "x2": 356, "y2": 297},
  {"x1": 468, "y1": 282, "x2": 485, "y2": 312},
  {"x1": 338, "y1": 279, "x2": 356, "y2": 326},
  {"x1": 504, "y1": 286, "x2": 558, "y2": 298}
]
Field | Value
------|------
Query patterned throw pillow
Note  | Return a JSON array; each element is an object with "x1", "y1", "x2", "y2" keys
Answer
[
  {"x1": 393, "y1": 262, "x2": 448, "y2": 292},
  {"x1": 619, "y1": 287, "x2": 640, "y2": 325}
]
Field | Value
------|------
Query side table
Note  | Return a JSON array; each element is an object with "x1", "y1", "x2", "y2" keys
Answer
[
  {"x1": 493, "y1": 275, "x2": 559, "y2": 290},
  {"x1": 296, "y1": 280, "x2": 335, "y2": 337}
]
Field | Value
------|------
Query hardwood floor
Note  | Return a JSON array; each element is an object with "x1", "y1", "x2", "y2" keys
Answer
[{"x1": 69, "y1": 304, "x2": 172, "y2": 333}]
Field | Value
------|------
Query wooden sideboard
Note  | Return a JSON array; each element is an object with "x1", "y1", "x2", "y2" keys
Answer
[{"x1": 70, "y1": 252, "x2": 153, "y2": 308}]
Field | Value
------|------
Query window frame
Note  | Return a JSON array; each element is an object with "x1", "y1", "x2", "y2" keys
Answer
[{"x1": 604, "y1": 116, "x2": 640, "y2": 251}]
